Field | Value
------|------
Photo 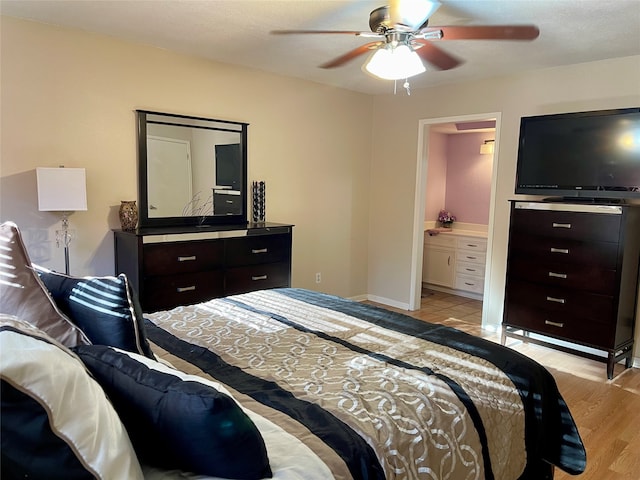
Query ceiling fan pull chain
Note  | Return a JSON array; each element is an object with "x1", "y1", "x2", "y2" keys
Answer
[{"x1": 404, "y1": 79, "x2": 411, "y2": 95}]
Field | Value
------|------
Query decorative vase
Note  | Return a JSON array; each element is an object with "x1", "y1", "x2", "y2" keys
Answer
[
  {"x1": 441, "y1": 221, "x2": 453, "y2": 229},
  {"x1": 252, "y1": 181, "x2": 266, "y2": 223},
  {"x1": 119, "y1": 200, "x2": 138, "y2": 231}
]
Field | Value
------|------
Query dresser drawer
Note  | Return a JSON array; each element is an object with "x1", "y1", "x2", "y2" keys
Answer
[
  {"x1": 508, "y1": 258, "x2": 616, "y2": 294},
  {"x1": 456, "y1": 250, "x2": 486, "y2": 265},
  {"x1": 456, "y1": 261, "x2": 485, "y2": 278},
  {"x1": 114, "y1": 225, "x2": 294, "y2": 313},
  {"x1": 144, "y1": 270, "x2": 224, "y2": 312},
  {"x1": 213, "y1": 193, "x2": 242, "y2": 215},
  {"x1": 455, "y1": 275, "x2": 484, "y2": 294},
  {"x1": 225, "y1": 261, "x2": 290, "y2": 296},
  {"x1": 508, "y1": 232, "x2": 618, "y2": 268},
  {"x1": 225, "y1": 234, "x2": 291, "y2": 266},
  {"x1": 504, "y1": 303, "x2": 615, "y2": 349},
  {"x1": 143, "y1": 241, "x2": 224, "y2": 276},
  {"x1": 506, "y1": 280, "x2": 614, "y2": 323},
  {"x1": 456, "y1": 237, "x2": 487, "y2": 253},
  {"x1": 511, "y1": 208, "x2": 622, "y2": 242}
]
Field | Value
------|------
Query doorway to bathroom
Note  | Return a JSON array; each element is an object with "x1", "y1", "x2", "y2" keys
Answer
[{"x1": 409, "y1": 112, "x2": 502, "y2": 330}]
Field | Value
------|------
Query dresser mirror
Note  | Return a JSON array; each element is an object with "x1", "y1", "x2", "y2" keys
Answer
[{"x1": 136, "y1": 110, "x2": 248, "y2": 228}]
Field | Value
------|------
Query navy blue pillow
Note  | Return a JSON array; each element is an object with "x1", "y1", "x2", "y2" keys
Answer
[
  {"x1": 73, "y1": 345, "x2": 272, "y2": 480},
  {"x1": 0, "y1": 317, "x2": 143, "y2": 480},
  {"x1": 1, "y1": 380, "x2": 97, "y2": 480},
  {"x1": 35, "y1": 267, "x2": 154, "y2": 359}
]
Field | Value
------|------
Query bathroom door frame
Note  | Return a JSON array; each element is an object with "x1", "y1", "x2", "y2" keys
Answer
[{"x1": 409, "y1": 112, "x2": 502, "y2": 329}]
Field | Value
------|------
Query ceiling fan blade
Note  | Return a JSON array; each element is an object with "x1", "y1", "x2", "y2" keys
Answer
[
  {"x1": 428, "y1": 25, "x2": 540, "y2": 40},
  {"x1": 413, "y1": 40, "x2": 462, "y2": 70},
  {"x1": 271, "y1": 30, "x2": 368, "y2": 36},
  {"x1": 320, "y1": 42, "x2": 382, "y2": 69}
]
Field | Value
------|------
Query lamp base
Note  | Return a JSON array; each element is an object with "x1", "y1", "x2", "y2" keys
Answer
[
  {"x1": 63, "y1": 245, "x2": 70, "y2": 275},
  {"x1": 55, "y1": 212, "x2": 74, "y2": 275}
]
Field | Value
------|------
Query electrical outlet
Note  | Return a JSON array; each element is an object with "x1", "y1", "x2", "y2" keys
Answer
[{"x1": 315, "y1": 272, "x2": 321, "y2": 283}]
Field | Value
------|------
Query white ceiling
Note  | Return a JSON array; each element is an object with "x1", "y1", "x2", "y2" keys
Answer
[{"x1": 2, "y1": 0, "x2": 640, "y2": 95}]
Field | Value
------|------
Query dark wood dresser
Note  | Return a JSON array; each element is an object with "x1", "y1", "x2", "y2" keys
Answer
[
  {"x1": 114, "y1": 223, "x2": 293, "y2": 313},
  {"x1": 502, "y1": 201, "x2": 640, "y2": 379}
]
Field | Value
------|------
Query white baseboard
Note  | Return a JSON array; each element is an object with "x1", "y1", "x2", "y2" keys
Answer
[
  {"x1": 364, "y1": 294, "x2": 411, "y2": 311},
  {"x1": 347, "y1": 294, "x2": 368, "y2": 302}
]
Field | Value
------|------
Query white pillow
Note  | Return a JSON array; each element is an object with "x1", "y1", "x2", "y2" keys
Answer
[{"x1": 0, "y1": 314, "x2": 144, "y2": 480}]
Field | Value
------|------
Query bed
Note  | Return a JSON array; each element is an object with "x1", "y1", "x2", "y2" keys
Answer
[
  {"x1": 0, "y1": 221, "x2": 586, "y2": 480},
  {"x1": 142, "y1": 287, "x2": 587, "y2": 480}
]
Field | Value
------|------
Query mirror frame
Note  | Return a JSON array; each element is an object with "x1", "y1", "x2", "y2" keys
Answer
[{"x1": 136, "y1": 110, "x2": 249, "y2": 228}]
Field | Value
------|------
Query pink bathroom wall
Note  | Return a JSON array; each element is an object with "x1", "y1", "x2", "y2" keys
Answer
[
  {"x1": 424, "y1": 132, "x2": 447, "y2": 221},
  {"x1": 444, "y1": 132, "x2": 494, "y2": 224}
]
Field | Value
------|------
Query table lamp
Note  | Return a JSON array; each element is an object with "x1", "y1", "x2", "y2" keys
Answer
[{"x1": 36, "y1": 167, "x2": 87, "y2": 274}]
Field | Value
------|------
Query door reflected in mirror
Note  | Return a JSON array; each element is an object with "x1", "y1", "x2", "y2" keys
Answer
[{"x1": 137, "y1": 111, "x2": 248, "y2": 228}]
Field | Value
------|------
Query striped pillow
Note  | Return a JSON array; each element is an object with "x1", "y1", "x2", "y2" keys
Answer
[
  {"x1": 0, "y1": 221, "x2": 90, "y2": 347},
  {"x1": 0, "y1": 315, "x2": 143, "y2": 480},
  {"x1": 35, "y1": 266, "x2": 154, "y2": 358}
]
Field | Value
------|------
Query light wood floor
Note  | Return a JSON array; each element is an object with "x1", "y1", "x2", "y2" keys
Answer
[{"x1": 370, "y1": 289, "x2": 640, "y2": 480}]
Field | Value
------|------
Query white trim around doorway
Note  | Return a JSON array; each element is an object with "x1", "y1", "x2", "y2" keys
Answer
[{"x1": 410, "y1": 112, "x2": 502, "y2": 331}]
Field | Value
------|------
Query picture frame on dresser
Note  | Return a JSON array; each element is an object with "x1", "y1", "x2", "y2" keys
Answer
[{"x1": 502, "y1": 201, "x2": 640, "y2": 379}]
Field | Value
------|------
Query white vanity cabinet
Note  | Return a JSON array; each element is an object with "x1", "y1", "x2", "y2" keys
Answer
[
  {"x1": 454, "y1": 237, "x2": 487, "y2": 295},
  {"x1": 423, "y1": 231, "x2": 487, "y2": 299},
  {"x1": 422, "y1": 235, "x2": 456, "y2": 287}
]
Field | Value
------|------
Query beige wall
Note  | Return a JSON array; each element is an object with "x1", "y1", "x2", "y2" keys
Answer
[
  {"x1": 0, "y1": 16, "x2": 372, "y2": 299},
  {"x1": 367, "y1": 55, "x2": 640, "y2": 355}
]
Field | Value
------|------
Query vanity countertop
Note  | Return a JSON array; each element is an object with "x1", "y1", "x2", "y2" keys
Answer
[{"x1": 424, "y1": 228, "x2": 488, "y2": 239}]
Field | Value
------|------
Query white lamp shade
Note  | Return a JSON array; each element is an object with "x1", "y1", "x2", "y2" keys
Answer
[
  {"x1": 36, "y1": 167, "x2": 88, "y2": 212},
  {"x1": 364, "y1": 44, "x2": 426, "y2": 80}
]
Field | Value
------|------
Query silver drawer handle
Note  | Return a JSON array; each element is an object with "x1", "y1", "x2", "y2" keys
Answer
[
  {"x1": 176, "y1": 286, "x2": 196, "y2": 292},
  {"x1": 464, "y1": 282, "x2": 475, "y2": 286},
  {"x1": 178, "y1": 255, "x2": 196, "y2": 262},
  {"x1": 550, "y1": 247, "x2": 569, "y2": 254},
  {"x1": 548, "y1": 272, "x2": 567, "y2": 279},
  {"x1": 252, "y1": 248, "x2": 268, "y2": 254},
  {"x1": 226, "y1": 200, "x2": 234, "y2": 204},
  {"x1": 465, "y1": 268, "x2": 477, "y2": 272},
  {"x1": 552, "y1": 222, "x2": 572, "y2": 229},
  {"x1": 546, "y1": 296, "x2": 566, "y2": 304},
  {"x1": 545, "y1": 320, "x2": 564, "y2": 328},
  {"x1": 252, "y1": 275, "x2": 268, "y2": 281}
]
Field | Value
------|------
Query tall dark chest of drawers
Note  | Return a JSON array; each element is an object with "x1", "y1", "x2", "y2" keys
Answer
[
  {"x1": 114, "y1": 224, "x2": 293, "y2": 313},
  {"x1": 502, "y1": 201, "x2": 640, "y2": 379}
]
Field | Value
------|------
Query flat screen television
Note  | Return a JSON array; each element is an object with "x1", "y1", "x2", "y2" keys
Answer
[{"x1": 515, "y1": 107, "x2": 640, "y2": 202}]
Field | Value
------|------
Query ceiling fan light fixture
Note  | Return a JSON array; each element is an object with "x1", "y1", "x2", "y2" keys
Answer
[{"x1": 364, "y1": 43, "x2": 426, "y2": 80}]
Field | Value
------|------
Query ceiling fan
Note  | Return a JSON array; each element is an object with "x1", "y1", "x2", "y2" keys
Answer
[{"x1": 271, "y1": 0, "x2": 539, "y2": 82}]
